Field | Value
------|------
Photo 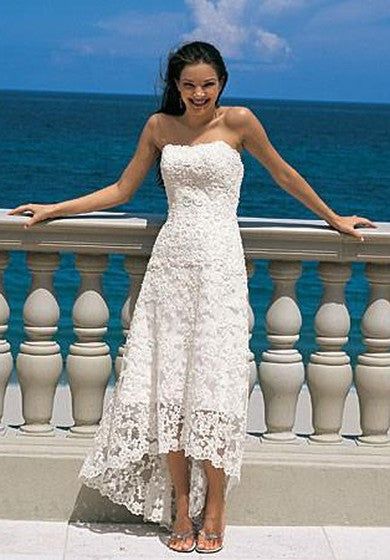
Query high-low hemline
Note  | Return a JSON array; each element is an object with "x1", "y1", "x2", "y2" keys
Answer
[{"x1": 78, "y1": 140, "x2": 250, "y2": 530}]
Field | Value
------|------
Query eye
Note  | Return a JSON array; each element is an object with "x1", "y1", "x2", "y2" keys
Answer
[{"x1": 182, "y1": 82, "x2": 217, "y2": 88}]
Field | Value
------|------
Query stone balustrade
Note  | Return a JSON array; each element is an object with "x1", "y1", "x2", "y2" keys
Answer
[{"x1": 0, "y1": 209, "x2": 389, "y2": 447}]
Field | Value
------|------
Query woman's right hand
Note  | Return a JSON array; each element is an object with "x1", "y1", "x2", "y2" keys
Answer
[{"x1": 6, "y1": 203, "x2": 58, "y2": 229}]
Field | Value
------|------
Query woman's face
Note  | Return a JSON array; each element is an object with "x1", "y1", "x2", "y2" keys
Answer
[{"x1": 175, "y1": 62, "x2": 223, "y2": 113}]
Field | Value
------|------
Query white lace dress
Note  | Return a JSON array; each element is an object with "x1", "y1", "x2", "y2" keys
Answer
[{"x1": 78, "y1": 139, "x2": 251, "y2": 530}]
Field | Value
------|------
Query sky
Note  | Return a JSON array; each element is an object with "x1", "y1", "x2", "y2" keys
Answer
[{"x1": 1, "y1": 0, "x2": 389, "y2": 103}]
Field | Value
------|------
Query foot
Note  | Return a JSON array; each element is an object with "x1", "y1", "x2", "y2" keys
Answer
[
  {"x1": 167, "y1": 515, "x2": 196, "y2": 552},
  {"x1": 196, "y1": 514, "x2": 225, "y2": 553}
]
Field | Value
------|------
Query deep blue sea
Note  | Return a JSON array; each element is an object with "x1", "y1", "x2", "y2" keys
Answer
[{"x1": 1, "y1": 90, "x2": 389, "y2": 383}]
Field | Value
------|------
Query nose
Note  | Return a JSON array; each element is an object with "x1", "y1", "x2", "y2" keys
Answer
[{"x1": 194, "y1": 86, "x2": 205, "y2": 97}]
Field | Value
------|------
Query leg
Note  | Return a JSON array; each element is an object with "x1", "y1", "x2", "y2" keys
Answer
[
  {"x1": 197, "y1": 459, "x2": 226, "y2": 551},
  {"x1": 166, "y1": 449, "x2": 195, "y2": 551}
]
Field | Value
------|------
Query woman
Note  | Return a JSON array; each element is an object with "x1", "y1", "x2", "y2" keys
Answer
[{"x1": 8, "y1": 41, "x2": 375, "y2": 554}]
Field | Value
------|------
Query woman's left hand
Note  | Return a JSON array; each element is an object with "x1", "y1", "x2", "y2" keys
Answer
[{"x1": 329, "y1": 215, "x2": 377, "y2": 240}]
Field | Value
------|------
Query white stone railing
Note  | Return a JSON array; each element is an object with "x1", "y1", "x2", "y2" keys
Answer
[{"x1": 0, "y1": 209, "x2": 389, "y2": 446}]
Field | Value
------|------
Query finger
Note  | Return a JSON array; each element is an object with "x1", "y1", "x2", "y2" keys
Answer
[
  {"x1": 23, "y1": 216, "x2": 39, "y2": 229},
  {"x1": 354, "y1": 217, "x2": 377, "y2": 228},
  {"x1": 345, "y1": 227, "x2": 365, "y2": 240},
  {"x1": 355, "y1": 222, "x2": 376, "y2": 230},
  {"x1": 7, "y1": 205, "x2": 31, "y2": 215},
  {"x1": 361, "y1": 219, "x2": 377, "y2": 228}
]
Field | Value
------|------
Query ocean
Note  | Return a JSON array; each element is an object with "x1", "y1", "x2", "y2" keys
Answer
[{"x1": 1, "y1": 90, "x2": 389, "y2": 383}]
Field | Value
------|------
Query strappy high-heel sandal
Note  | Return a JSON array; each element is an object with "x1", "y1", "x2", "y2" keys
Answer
[
  {"x1": 167, "y1": 528, "x2": 197, "y2": 553},
  {"x1": 195, "y1": 527, "x2": 224, "y2": 554}
]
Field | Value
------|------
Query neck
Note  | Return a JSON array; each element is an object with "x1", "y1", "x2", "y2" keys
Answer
[{"x1": 180, "y1": 105, "x2": 218, "y2": 130}]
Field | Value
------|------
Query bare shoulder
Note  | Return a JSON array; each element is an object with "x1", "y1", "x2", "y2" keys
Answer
[
  {"x1": 221, "y1": 106, "x2": 263, "y2": 149},
  {"x1": 140, "y1": 112, "x2": 165, "y2": 151},
  {"x1": 152, "y1": 112, "x2": 177, "y2": 129},
  {"x1": 144, "y1": 112, "x2": 161, "y2": 133},
  {"x1": 148, "y1": 112, "x2": 169, "y2": 126},
  {"x1": 223, "y1": 105, "x2": 259, "y2": 129},
  {"x1": 147, "y1": 112, "x2": 175, "y2": 149}
]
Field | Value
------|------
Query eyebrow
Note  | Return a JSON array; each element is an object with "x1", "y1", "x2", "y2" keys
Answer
[{"x1": 181, "y1": 78, "x2": 217, "y2": 83}]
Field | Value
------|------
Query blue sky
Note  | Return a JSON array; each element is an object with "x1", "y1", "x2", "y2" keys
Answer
[{"x1": 1, "y1": 0, "x2": 389, "y2": 102}]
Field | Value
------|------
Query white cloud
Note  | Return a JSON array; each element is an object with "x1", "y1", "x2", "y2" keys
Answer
[
  {"x1": 52, "y1": 10, "x2": 187, "y2": 61},
  {"x1": 53, "y1": 1, "x2": 299, "y2": 67},
  {"x1": 259, "y1": 0, "x2": 308, "y2": 15},
  {"x1": 254, "y1": 29, "x2": 291, "y2": 61},
  {"x1": 181, "y1": 0, "x2": 247, "y2": 57},
  {"x1": 182, "y1": 0, "x2": 292, "y2": 63}
]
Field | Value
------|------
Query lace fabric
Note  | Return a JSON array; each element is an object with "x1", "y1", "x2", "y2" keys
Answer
[{"x1": 78, "y1": 140, "x2": 251, "y2": 530}]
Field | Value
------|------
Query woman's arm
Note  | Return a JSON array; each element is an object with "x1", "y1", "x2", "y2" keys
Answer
[
  {"x1": 7, "y1": 114, "x2": 160, "y2": 229},
  {"x1": 231, "y1": 107, "x2": 376, "y2": 240}
]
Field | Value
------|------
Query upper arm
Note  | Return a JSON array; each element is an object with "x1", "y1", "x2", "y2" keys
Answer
[
  {"x1": 117, "y1": 114, "x2": 160, "y2": 200},
  {"x1": 231, "y1": 107, "x2": 297, "y2": 186}
]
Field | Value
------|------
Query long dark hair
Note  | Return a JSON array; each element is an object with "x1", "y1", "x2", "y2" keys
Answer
[{"x1": 152, "y1": 41, "x2": 228, "y2": 188}]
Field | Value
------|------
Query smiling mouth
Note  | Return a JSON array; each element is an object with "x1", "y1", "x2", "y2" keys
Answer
[{"x1": 190, "y1": 99, "x2": 209, "y2": 106}]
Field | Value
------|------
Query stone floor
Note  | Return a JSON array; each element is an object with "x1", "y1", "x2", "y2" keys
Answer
[{"x1": 1, "y1": 520, "x2": 390, "y2": 560}]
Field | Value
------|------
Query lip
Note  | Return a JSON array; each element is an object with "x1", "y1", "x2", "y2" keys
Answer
[{"x1": 190, "y1": 99, "x2": 209, "y2": 106}]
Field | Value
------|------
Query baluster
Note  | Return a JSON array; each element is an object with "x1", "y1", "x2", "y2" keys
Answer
[
  {"x1": 67, "y1": 253, "x2": 112, "y2": 438},
  {"x1": 245, "y1": 258, "x2": 258, "y2": 396},
  {"x1": 0, "y1": 251, "x2": 13, "y2": 435},
  {"x1": 307, "y1": 262, "x2": 353, "y2": 443},
  {"x1": 258, "y1": 260, "x2": 305, "y2": 442},
  {"x1": 115, "y1": 256, "x2": 149, "y2": 380},
  {"x1": 355, "y1": 263, "x2": 390, "y2": 444},
  {"x1": 17, "y1": 252, "x2": 62, "y2": 436}
]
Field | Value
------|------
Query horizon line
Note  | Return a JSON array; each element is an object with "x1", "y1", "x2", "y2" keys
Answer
[{"x1": 1, "y1": 87, "x2": 389, "y2": 107}]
